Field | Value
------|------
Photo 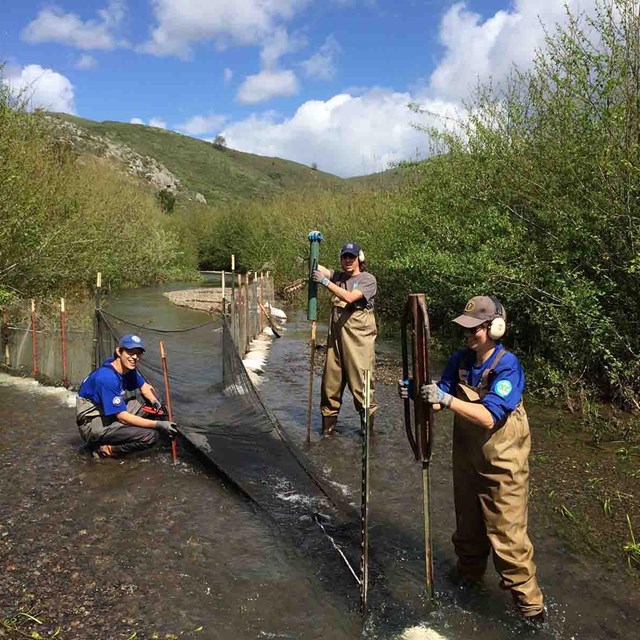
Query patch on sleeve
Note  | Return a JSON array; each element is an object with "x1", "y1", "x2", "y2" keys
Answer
[
  {"x1": 494, "y1": 380, "x2": 513, "y2": 398},
  {"x1": 112, "y1": 396, "x2": 123, "y2": 406}
]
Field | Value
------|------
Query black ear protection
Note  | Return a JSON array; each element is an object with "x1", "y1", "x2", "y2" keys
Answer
[{"x1": 487, "y1": 296, "x2": 506, "y2": 340}]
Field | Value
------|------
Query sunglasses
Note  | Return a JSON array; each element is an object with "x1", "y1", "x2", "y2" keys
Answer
[{"x1": 464, "y1": 324, "x2": 487, "y2": 335}]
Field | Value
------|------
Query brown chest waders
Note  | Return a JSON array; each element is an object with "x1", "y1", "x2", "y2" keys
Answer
[
  {"x1": 453, "y1": 353, "x2": 544, "y2": 617},
  {"x1": 401, "y1": 294, "x2": 435, "y2": 599}
]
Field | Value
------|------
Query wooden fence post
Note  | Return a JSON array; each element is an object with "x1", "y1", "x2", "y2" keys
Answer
[
  {"x1": 60, "y1": 298, "x2": 68, "y2": 387},
  {"x1": 31, "y1": 299, "x2": 38, "y2": 377}
]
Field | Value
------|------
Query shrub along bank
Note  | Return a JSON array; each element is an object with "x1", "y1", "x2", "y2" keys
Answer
[
  {"x1": 0, "y1": 81, "x2": 195, "y2": 305},
  {"x1": 189, "y1": 1, "x2": 640, "y2": 420}
]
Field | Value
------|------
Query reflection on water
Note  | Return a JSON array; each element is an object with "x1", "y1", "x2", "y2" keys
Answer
[{"x1": 1, "y1": 286, "x2": 638, "y2": 640}]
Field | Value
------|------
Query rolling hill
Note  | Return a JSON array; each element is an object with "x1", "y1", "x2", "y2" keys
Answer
[{"x1": 47, "y1": 112, "x2": 401, "y2": 205}]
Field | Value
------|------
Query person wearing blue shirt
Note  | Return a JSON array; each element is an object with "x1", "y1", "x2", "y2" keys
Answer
[
  {"x1": 76, "y1": 334, "x2": 177, "y2": 458},
  {"x1": 399, "y1": 296, "x2": 544, "y2": 623}
]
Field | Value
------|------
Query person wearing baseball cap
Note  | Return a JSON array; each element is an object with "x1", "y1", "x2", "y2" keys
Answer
[
  {"x1": 312, "y1": 241, "x2": 377, "y2": 437},
  {"x1": 76, "y1": 334, "x2": 178, "y2": 458},
  {"x1": 399, "y1": 296, "x2": 545, "y2": 623}
]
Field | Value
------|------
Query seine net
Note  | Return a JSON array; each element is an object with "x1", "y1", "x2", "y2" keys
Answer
[{"x1": 95, "y1": 308, "x2": 362, "y2": 593}]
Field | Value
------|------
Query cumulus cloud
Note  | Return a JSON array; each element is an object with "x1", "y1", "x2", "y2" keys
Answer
[
  {"x1": 129, "y1": 116, "x2": 167, "y2": 128},
  {"x1": 5, "y1": 64, "x2": 75, "y2": 113},
  {"x1": 176, "y1": 113, "x2": 227, "y2": 135},
  {"x1": 75, "y1": 54, "x2": 97, "y2": 69},
  {"x1": 428, "y1": 0, "x2": 599, "y2": 101},
  {"x1": 224, "y1": 89, "x2": 458, "y2": 176},
  {"x1": 300, "y1": 35, "x2": 341, "y2": 80},
  {"x1": 236, "y1": 69, "x2": 299, "y2": 104},
  {"x1": 140, "y1": 0, "x2": 308, "y2": 58},
  {"x1": 22, "y1": 0, "x2": 126, "y2": 51}
]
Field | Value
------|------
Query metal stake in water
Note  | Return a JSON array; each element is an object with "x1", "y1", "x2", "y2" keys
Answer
[
  {"x1": 306, "y1": 230, "x2": 323, "y2": 444},
  {"x1": 360, "y1": 368, "x2": 372, "y2": 613}
]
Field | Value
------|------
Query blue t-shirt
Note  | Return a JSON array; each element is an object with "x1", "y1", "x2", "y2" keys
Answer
[
  {"x1": 78, "y1": 357, "x2": 146, "y2": 416},
  {"x1": 437, "y1": 344, "x2": 525, "y2": 424}
]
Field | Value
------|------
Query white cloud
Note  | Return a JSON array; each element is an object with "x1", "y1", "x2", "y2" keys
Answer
[
  {"x1": 224, "y1": 89, "x2": 458, "y2": 176},
  {"x1": 300, "y1": 35, "x2": 340, "y2": 80},
  {"x1": 75, "y1": 54, "x2": 97, "y2": 70},
  {"x1": 260, "y1": 26, "x2": 305, "y2": 68},
  {"x1": 177, "y1": 113, "x2": 227, "y2": 135},
  {"x1": 5, "y1": 64, "x2": 75, "y2": 113},
  {"x1": 224, "y1": 67, "x2": 233, "y2": 84},
  {"x1": 22, "y1": 0, "x2": 126, "y2": 51},
  {"x1": 149, "y1": 117, "x2": 167, "y2": 129},
  {"x1": 129, "y1": 116, "x2": 167, "y2": 128},
  {"x1": 428, "y1": 0, "x2": 599, "y2": 101},
  {"x1": 140, "y1": 0, "x2": 308, "y2": 58},
  {"x1": 236, "y1": 69, "x2": 298, "y2": 104}
]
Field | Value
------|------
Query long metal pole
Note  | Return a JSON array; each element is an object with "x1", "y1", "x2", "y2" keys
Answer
[
  {"x1": 360, "y1": 369, "x2": 372, "y2": 613},
  {"x1": 31, "y1": 299, "x2": 38, "y2": 377},
  {"x1": 159, "y1": 340, "x2": 177, "y2": 464},
  {"x1": 60, "y1": 298, "x2": 68, "y2": 387},
  {"x1": 423, "y1": 461, "x2": 434, "y2": 599},
  {"x1": 306, "y1": 320, "x2": 317, "y2": 444}
]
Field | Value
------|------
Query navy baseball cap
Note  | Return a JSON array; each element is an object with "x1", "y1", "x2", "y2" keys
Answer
[
  {"x1": 118, "y1": 334, "x2": 146, "y2": 351},
  {"x1": 340, "y1": 242, "x2": 361, "y2": 257}
]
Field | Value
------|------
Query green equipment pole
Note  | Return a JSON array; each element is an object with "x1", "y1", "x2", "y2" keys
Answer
[{"x1": 306, "y1": 230, "x2": 323, "y2": 444}]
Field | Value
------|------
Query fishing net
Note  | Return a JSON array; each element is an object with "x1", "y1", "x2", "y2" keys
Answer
[{"x1": 95, "y1": 307, "x2": 362, "y2": 594}]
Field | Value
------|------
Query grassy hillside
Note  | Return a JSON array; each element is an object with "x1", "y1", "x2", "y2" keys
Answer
[{"x1": 48, "y1": 113, "x2": 346, "y2": 203}]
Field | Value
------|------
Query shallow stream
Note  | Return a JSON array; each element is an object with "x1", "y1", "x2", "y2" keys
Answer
[{"x1": 0, "y1": 285, "x2": 638, "y2": 640}]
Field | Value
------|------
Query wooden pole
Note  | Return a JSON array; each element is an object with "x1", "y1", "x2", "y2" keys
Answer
[
  {"x1": 92, "y1": 273, "x2": 102, "y2": 371},
  {"x1": 244, "y1": 273, "x2": 250, "y2": 352},
  {"x1": 160, "y1": 340, "x2": 178, "y2": 464},
  {"x1": 60, "y1": 298, "x2": 68, "y2": 387},
  {"x1": 31, "y1": 299, "x2": 38, "y2": 377},
  {"x1": 265, "y1": 271, "x2": 271, "y2": 305},
  {"x1": 2, "y1": 305, "x2": 9, "y2": 367},
  {"x1": 237, "y1": 273, "x2": 242, "y2": 351},
  {"x1": 221, "y1": 270, "x2": 226, "y2": 314},
  {"x1": 259, "y1": 272, "x2": 265, "y2": 333}
]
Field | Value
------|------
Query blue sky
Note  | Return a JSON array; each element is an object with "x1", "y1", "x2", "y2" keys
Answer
[{"x1": 1, "y1": 1, "x2": 595, "y2": 176}]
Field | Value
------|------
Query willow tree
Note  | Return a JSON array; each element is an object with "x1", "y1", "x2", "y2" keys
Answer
[{"x1": 402, "y1": 0, "x2": 640, "y2": 407}]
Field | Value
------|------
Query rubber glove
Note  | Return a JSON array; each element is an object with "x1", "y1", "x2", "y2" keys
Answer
[{"x1": 421, "y1": 383, "x2": 453, "y2": 408}]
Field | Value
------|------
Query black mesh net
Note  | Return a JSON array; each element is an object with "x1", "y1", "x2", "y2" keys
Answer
[{"x1": 95, "y1": 308, "x2": 362, "y2": 593}]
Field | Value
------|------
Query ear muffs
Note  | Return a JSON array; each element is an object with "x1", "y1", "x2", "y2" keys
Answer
[
  {"x1": 358, "y1": 249, "x2": 365, "y2": 262},
  {"x1": 487, "y1": 296, "x2": 506, "y2": 340}
]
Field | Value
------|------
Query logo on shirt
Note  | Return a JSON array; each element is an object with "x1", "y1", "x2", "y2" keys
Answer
[
  {"x1": 112, "y1": 396, "x2": 123, "y2": 406},
  {"x1": 495, "y1": 380, "x2": 513, "y2": 397},
  {"x1": 353, "y1": 283, "x2": 359, "y2": 289}
]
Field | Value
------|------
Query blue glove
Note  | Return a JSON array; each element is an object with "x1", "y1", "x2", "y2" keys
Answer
[
  {"x1": 312, "y1": 270, "x2": 330, "y2": 286},
  {"x1": 421, "y1": 383, "x2": 453, "y2": 408},
  {"x1": 397, "y1": 379, "x2": 414, "y2": 400}
]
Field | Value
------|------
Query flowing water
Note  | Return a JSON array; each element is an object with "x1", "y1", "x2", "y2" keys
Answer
[{"x1": 0, "y1": 285, "x2": 638, "y2": 640}]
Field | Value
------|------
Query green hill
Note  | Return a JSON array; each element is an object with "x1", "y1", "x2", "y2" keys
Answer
[{"x1": 47, "y1": 113, "x2": 347, "y2": 204}]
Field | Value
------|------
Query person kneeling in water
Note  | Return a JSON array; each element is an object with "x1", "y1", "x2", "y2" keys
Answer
[{"x1": 76, "y1": 334, "x2": 177, "y2": 458}]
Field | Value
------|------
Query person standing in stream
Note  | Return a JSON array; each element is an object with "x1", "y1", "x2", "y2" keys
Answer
[
  {"x1": 399, "y1": 296, "x2": 545, "y2": 623},
  {"x1": 313, "y1": 241, "x2": 377, "y2": 437},
  {"x1": 76, "y1": 334, "x2": 178, "y2": 458}
]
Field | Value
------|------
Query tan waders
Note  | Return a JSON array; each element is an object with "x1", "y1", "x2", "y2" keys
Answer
[
  {"x1": 321, "y1": 300, "x2": 377, "y2": 433},
  {"x1": 452, "y1": 353, "x2": 544, "y2": 618}
]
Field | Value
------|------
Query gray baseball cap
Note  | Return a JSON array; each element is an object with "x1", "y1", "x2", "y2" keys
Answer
[{"x1": 453, "y1": 296, "x2": 504, "y2": 328}]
